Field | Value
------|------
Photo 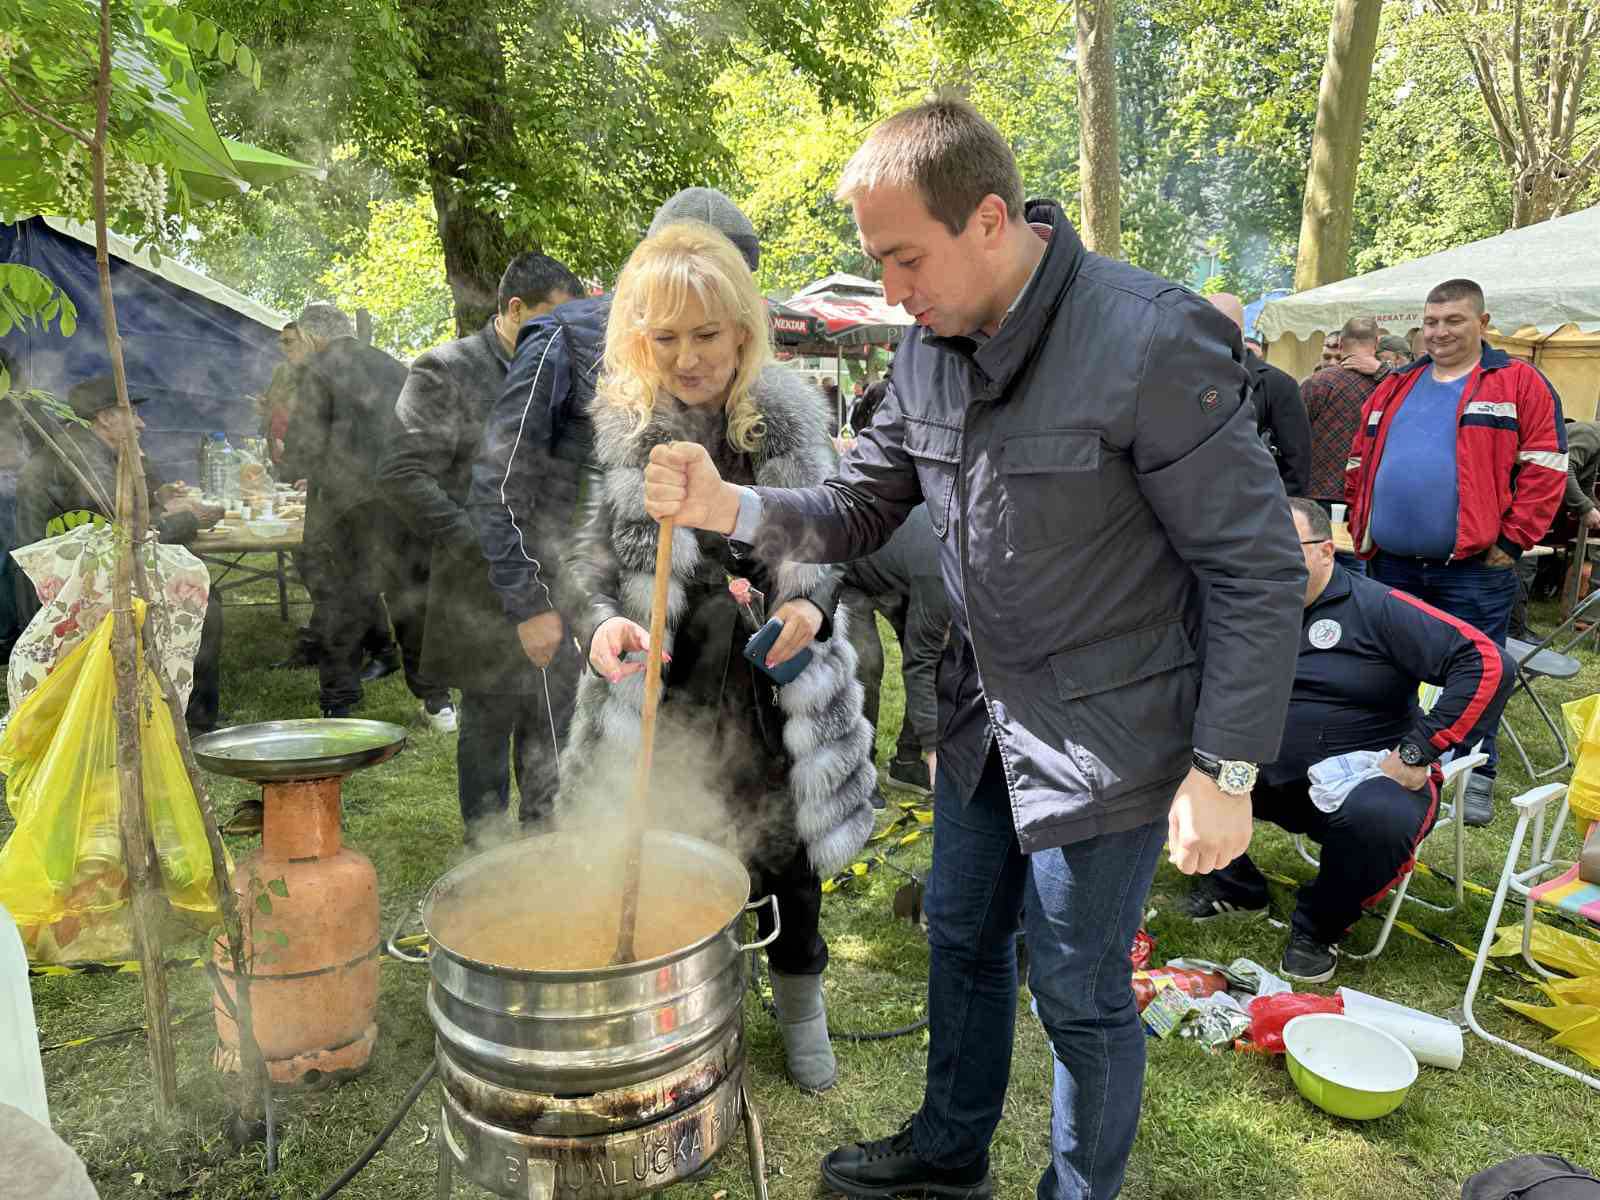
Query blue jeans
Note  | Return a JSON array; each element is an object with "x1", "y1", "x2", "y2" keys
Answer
[
  {"x1": 1368, "y1": 551, "x2": 1519, "y2": 777},
  {"x1": 912, "y1": 748, "x2": 1165, "y2": 1200}
]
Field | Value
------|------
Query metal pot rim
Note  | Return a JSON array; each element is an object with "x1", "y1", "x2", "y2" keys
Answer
[{"x1": 420, "y1": 830, "x2": 752, "y2": 980}]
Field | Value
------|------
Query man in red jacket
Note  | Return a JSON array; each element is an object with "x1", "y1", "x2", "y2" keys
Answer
[{"x1": 1345, "y1": 278, "x2": 1565, "y2": 826}]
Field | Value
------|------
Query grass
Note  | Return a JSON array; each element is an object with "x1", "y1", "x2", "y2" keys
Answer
[{"x1": 10, "y1": 567, "x2": 1600, "y2": 1200}]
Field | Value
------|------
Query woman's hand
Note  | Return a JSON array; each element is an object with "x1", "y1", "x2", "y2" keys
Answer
[
  {"x1": 590, "y1": 616, "x2": 656, "y2": 683},
  {"x1": 765, "y1": 599, "x2": 824, "y2": 668}
]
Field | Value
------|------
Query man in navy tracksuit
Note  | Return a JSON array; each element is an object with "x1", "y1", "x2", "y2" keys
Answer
[{"x1": 1183, "y1": 498, "x2": 1514, "y2": 981}]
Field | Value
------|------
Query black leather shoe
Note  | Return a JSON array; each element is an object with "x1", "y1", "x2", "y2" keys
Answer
[
  {"x1": 1463, "y1": 775, "x2": 1495, "y2": 827},
  {"x1": 321, "y1": 704, "x2": 356, "y2": 719},
  {"x1": 1176, "y1": 874, "x2": 1269, "y2": 921},
  {"x1": 820, "y1": 1119, "x2": 992, "y2": 1199},
  {"x1": 887, "y1": 755, "x2": 932, "y2": 796},
  {"x1": 1280, "y1": 932, "x2": 1338, "y2": 984},
  {"x1": 360, "y1": 652, "x2": 401, "y2": 683}
]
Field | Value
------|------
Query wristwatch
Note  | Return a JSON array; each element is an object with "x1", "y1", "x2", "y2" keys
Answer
[
  {"x1": 1192, "y1": 751, "x2": 1258, "y2": 796},
  {"x1": 1397, "y1": 739, "x2": 1430, "y2": 768}
]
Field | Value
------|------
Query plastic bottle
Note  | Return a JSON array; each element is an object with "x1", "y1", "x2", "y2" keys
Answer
[
  {"x1": 0, "y1": 900, "x2": 49, "y2": 1125},
  {"x1": 214, "y1": 436, "x2": 241, "y2": 506},
  {"x1": 204, "y1": 432, "x2": 226, "y2": 500}
]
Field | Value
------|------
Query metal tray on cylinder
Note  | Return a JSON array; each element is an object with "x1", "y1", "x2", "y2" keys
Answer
[{"x1": 191, "y1": 718, "x2": 408, "y2": 782}]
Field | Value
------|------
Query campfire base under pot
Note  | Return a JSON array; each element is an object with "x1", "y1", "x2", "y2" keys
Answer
[{"x1": 433, "y1": 1026, "x2": 768, "y2": 1200}]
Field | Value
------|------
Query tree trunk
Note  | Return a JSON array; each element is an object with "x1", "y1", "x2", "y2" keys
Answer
[
  {"x1": 1076, "y1": 0, "x2": 1122, "y2": 258},
  {"x1": 399, "y1": 0, "x2": 528, "y2": 334},
  {"x1": 1293, "y1": 0, "x2": 1383, "y2": 290},
  {"x1": 92, "y1": 0, "x2": 176, "y2": 1119}
]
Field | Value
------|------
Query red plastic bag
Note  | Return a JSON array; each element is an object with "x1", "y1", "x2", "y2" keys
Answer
[
  {"x1": 1246, "y1": 991, "x2": 1344, "y2": 1053},
  {"x1": 1130, "y1": 929, "x2": 1155, "y2": 971}
]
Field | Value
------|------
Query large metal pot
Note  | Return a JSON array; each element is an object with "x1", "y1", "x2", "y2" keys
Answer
[{"x1": 417, "y1": 830, "x2": 777, "y2": 1096}]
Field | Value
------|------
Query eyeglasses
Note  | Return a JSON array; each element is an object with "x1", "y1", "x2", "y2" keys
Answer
[{"x1": 1300, "y1": 538, "x2": 1332, "y2": 545}]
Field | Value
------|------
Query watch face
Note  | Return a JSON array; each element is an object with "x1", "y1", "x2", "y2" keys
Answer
[
  {"x1": 1399, "y1": 743, "x2": 1425, "y2": 766},
  {"x1": 1220, "y1": 761, "x2": 1256, "y2": 793}
]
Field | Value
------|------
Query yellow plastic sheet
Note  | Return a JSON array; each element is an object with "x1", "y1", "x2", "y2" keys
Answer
[
  {"x1": 1488, "y1": 922, "x2": 1600, "y2": 978},
  {"x1": 1561, "y1": 694, "x2": 1600, "y2": 823},
  {"x1": 1541, "y1": 977, "x2": 1600, "y2": 1007},
  {"x1": 0, "y1": 602, "x2": 221, "y2": 963},
  {"x1": 1550, "y1": 1016, "x2": 1600, "y2": 1068},
  {"x1": 1497, "y1": 998, "x2": 1600, "y2": 1034}
]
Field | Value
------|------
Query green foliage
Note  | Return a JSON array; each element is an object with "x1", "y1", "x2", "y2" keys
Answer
[
  {"x1": 316, "y1": 194, "x2": 454, "y2": 358},
  {"x1": 0, "y1": 263, "x2": 78, "y2": 336}
]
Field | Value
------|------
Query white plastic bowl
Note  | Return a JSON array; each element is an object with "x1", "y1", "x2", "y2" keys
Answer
[{"x1": 247, "y1": 518, "x2": 291, "y2": 539}]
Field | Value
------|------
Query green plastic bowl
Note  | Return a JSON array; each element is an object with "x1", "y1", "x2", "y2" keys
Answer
[{"x1": 1283, "y1": 1012, "x2": 1418, "y2": 1120}]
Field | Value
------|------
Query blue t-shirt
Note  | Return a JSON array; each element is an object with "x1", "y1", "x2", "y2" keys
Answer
[{"x1": 1369, "y1": 371, "x2": 1468, "y2": 559}]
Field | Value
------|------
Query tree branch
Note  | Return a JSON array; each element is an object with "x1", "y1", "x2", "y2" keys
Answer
[
  {"x1": 6, "y1": 398, "x2": 116, "y2": 516},
  {"x1": 1508, "y1": 0, "x2": 1541, "y2": 163},
  {"x1": 0, "y1": 70, "x2": 93, "y2": 148}
]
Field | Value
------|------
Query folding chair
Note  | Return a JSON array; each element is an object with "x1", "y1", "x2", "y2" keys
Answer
[
  {"x1": 1501, "y1": 588, "x2": 1600, "y2": 781},
  {"x1": 1294, "y1": 751, "x2": 1489, "y2": 960},
  {"x1": 1460, "y1": 781, "x2": 1600, "y2": 1092}
]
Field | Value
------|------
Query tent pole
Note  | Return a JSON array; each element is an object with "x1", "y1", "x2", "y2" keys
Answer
[{"x1": 835, "y1": 350, "x2": 843, "y2": 429}]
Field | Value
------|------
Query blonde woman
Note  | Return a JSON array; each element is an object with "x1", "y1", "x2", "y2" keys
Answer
[{"x1": 560, "y1": 220, "x2": 877, "y2": 1092}]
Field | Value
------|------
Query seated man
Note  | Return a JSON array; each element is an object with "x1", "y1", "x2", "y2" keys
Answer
[
  {"x1": 14, "y1": 374, "x2": 222, "y2": 732},
  {"x1": 1180, "y1": 497, "x2": 1514, "y2": 983}
]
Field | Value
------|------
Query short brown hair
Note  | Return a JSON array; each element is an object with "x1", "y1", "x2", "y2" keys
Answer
[
  {"x1": 1426, "y1": 278, "x2": 1485, "y2": 313},
  {"x1": 1289, "y1": 497, "x2": 1332, "y2": 540},
  {"x1": 1339, "y1": 316, "x2": 1380, "y2": 347},
  {"x1": 836, "y1": 97, "x2": 1023, "y2": 236}
]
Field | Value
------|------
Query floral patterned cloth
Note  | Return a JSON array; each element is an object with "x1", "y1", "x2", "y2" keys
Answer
[{"x1": 7, "y1": 524, "x2": 210, "y2": 712}]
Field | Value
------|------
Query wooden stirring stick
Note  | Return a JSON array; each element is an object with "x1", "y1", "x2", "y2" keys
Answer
[{"x1": 612, "y1": 515, "x2": 675, "y2": 965}]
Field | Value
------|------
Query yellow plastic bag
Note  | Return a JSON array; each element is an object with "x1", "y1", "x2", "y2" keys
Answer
[
  {"x1": 1562, "y1": 695, "x2": 1600, "y2": 823},
  {"x1": 0, "y1": 601, "x2": 221, "y2": 963},
  {"x1": 1550, "y1": 1015, "x2": 1600, "y2": 1069},
  {"x1": 1489, "y1": 922, "x2": 1600, "y2": 978}
]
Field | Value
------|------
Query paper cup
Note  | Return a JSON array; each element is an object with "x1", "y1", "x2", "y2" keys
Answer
[{"x1": 1338, "y1": 987, "x2": 1464, "y2": 1070}]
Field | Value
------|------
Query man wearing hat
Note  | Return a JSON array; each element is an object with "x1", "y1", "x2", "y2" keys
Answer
[
  {"x1": 283, "y1": 302, "x2": 453, "y2": 723},
  {"x1": 13, "y1": 373, "x2": 223, "y2": 731},
  {"x1": 1377, "y1": 334, "x2": 1413, "y2": 370}
]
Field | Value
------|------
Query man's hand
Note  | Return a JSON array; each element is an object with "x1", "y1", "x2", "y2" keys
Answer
[
  {"x1": 766, "y1": 599, "x2": 824, "y2": 667},
  {"x1": 1378, "y1": 751, "x2": 1430, "y2": 792},
  {"x1": 1341, "y1": 349, "x2": 1382, "y2": 376},
  {"x1": 517, "y1": 611, "x2": 565, "y2": 668},
  {"x1": 1485, "y1": 544, "x2": 1516, "y2": 569},
  {"x1": 1584, "y1": 507, "x2": 1600, "y2": 532},
  {"x1": 644, "y1": 443, "x2": 741, "y2": 533},
  {"x1": 588, "y1": 616, "x2": 664, "y2": 682},
  {"x1": 1167, "y1": 768, "x2": 1253, "y2": 875},
  {"x1": 925, "y1": 750, "x2": 937, "y2": 790}
]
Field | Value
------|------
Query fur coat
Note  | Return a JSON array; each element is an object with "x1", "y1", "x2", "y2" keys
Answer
[{"x1": 561, "y1": 366, "x2": 877, "y2": 876}]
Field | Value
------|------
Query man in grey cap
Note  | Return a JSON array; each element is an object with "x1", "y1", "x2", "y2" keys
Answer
[
  {"x1": 13, "y1": 373, "x2": 223, "y2": 731},
  {"x1": 464, "y1": 188, "x2": 759, "y2": 840}
]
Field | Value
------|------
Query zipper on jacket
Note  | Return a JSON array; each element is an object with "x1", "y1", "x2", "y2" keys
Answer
[{"x1": 1444, "y1": 365, "x2": 1488, "y2": 564}]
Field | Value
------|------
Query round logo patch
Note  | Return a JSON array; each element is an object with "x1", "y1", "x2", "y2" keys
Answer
[{"x1": 1308, "y1": 619, "x2": 1342, "y2": 650}]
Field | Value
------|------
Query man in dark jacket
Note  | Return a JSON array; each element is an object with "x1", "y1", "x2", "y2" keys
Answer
[
  {"x1": 380, "y1": 253, "x2": 583, "y2": 842},
  {"x1": 1182, "y1": 499, "x2": 1513, "y2": 981},
  {"x1": 641, "y1": 99, "x2": 1304, "y2": 1200},
  {"x1": 13, "y1": 374, "x2": 222, "y2": 730},
  {"x1": 1210, "y1": 293, "x2": 1311, "y2": 496},
  {"x1": 841, "y1": 502, "x2": 948, "y2": 797},
  {"x1": 285, "y1": 304, "x2": 449, "y2": 719}
]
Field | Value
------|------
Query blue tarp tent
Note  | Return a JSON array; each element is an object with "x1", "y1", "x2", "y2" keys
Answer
[{"x1": 0, "y1": 215, "x2": 286, "y2": 488}]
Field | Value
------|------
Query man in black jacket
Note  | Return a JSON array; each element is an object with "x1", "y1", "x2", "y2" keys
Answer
[
  {"x1": 1210, "y1": 293, "x2": 1311, "y2": 496},
  {"x1": 380, "y1": 253, "x2": 583, "y2": 842},
  {"x1": 841, "y1": 502, "x2": 948, "y2": 797},
  {"x1": 286, "y1": 303, "x2": 448, "y2": 719},
  {"x1": 1182, "y1": 499, "x2": 1514, "y2": 981},
  {"x1": 641, "y1": 99, "x2": 1304, "y2": 1200},
  {"x1": 13, "y1": 374, "x2": 222, "y2": 730}
]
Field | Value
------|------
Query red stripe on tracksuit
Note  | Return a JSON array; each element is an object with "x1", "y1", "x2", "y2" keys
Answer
[
  {"x1": 1386, "y1": 589, "x2": 1505, "y2": 751},
  {"x1": 1363, "y1": 769, "x2": 1442, "y2": 911}
]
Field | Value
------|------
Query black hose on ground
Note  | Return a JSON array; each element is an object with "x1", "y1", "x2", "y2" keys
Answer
[{"x1": 311, "y1": 1060, "x2": 438, "y2": 1200}]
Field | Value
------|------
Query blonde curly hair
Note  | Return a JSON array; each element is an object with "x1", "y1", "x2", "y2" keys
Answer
[{"x1": 599, "y1": 220, "x2": 773, "y2": 453}]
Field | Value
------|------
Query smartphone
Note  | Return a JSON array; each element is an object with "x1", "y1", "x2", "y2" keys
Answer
[{"x1": 743, "y1": 617, "x2": 812, "y2": 685}]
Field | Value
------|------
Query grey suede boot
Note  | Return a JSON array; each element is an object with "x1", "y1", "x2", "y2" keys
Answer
[{"x1": 768, "y1": 970, "x2": 838, "y2": 1092}]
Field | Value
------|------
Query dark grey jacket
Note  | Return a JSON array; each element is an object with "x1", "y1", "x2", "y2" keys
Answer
[
  {"x1": 1248, "y1": 351, "x2": 1312, "y2": 497},
  {"x1": 843, "y1": 504, "x2": 948, "y2": 753},
  {"x1": 1564, "y1": 421, "x2": 1600, "y2": 517},
  {"x1": 381, "y1": 320, "x2": 540, "y2": 692},
  {"x1": 746, "y1": 213, "x2": 1306, "y2": 852}
]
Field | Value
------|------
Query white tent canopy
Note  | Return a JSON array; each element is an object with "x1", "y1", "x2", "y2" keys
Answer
[{"x1": 1257, "y1": 205, "x2": 1600, "y2": 342}]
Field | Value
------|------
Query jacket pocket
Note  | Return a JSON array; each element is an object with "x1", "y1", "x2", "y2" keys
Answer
[
  {"x1": 1000, "y1": 429, "x2": 1104, "y2": 553},
  {"x1": 1048, "y1": 619, "x2": 1198, "y2": 801},
  {"x1": 904, "y1": 416, "x2": 962, "y2": 538}
]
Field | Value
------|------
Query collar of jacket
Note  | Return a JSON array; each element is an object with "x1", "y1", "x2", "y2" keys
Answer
[
  {"x1": 923, "y1": 208, "x2": 1087, "y2": 400},
  {"x1": 1306, "y1": 562, "x2": 1354, "y2": 615},
  {"x1": 480, "y1": 317, "x2": 511, "y2": 366},
  {"x1": 1392, "y1": 340, "x2": 1511, "y2": 382}
]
